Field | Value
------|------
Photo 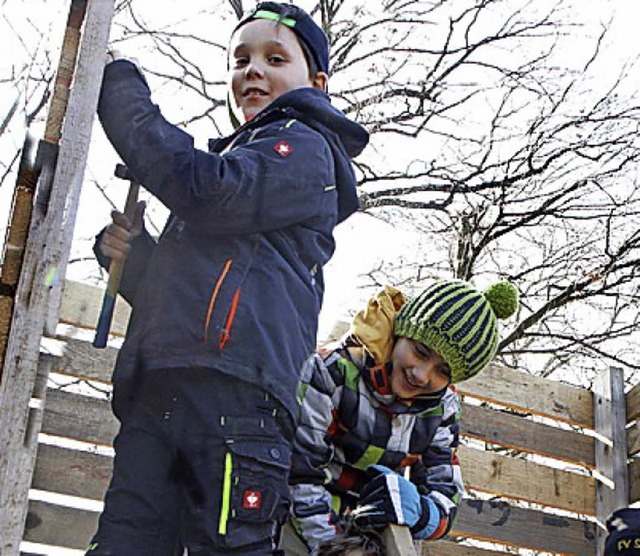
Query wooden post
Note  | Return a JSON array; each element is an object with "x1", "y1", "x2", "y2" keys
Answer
[
  {"x1": 382, "y1": 524, "x2": 418, "y2": 556},
  {"x1": 0, "y1": 0, "x2": 116, "y2": 553},
  {"x1": 594, "y1": 366, "x2": 629, "y2": 555}
]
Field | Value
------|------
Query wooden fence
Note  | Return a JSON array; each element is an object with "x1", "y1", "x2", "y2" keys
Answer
[{"x1": 11, "y1": 280, "x2": 639, "y2": 555}]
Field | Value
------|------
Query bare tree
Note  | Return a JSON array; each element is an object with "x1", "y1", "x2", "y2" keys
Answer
[
  {"x1": 325, "y1": 1, "x2": 640, "y2": 382},
  {"x1": 2, "y1": 0, "x2": 639, "y2": 384},
  {"x1": 0, "y1": 4, "x2": 58, "y2": 190}
]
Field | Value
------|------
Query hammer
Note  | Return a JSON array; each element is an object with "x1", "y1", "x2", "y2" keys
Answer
[{"x1": 92, "y1": 163, "x2": 140, "y2": 348}]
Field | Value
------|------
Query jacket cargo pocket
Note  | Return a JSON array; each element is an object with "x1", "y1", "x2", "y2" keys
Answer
[{"x1": 218, "y1": 436, "x2": 291, "y2": 548}]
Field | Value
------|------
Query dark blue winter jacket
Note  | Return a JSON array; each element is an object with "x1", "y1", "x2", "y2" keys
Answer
[{"x1": 96, "y1": 60, "x2": 369, "y2": 418}]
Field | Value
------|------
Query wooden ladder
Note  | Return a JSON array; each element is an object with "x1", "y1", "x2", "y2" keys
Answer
[{"x1": 0, "y1": 1, "x2": 116, "y2": 553}]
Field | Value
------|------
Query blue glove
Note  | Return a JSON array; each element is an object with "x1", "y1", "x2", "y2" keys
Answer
[{"x1": 352, "y1": 465, "x2": 431, "y2": 536}]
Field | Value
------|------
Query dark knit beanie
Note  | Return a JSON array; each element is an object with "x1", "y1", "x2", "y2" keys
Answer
[
  {"x1": 393, "y1": 280, "x2": 518, "y2": 383},
  {"x1": 605, "y1": 508, "x2": 640, "y2": 555},
  {"x1": 235, "y1": 2, "x2": 330, "y2": 74}
]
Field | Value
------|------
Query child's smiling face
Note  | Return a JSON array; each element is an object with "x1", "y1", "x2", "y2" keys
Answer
[
  {"x1": 389, "y1": 337, "x2": 452, "y2": 400},
  {"x1": 229, "y1": 19, "x2": 326, "y2": 124}
]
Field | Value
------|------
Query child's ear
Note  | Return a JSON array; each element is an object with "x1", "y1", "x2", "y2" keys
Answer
[{"x1": 312, "y1": 71, "x2": 329, "y2": 92}]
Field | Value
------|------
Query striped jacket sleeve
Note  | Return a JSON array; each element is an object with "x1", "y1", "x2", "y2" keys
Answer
[
  {"x1": 410, "y1": 388, "x2": 464, "y2": 540},
  {"x1": 289, "y1": 351, "x2": 343, "y2": 554}
]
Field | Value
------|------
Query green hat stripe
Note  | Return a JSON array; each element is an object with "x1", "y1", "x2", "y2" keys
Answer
[
  {"x1": 407, "y1": 282, "x2": 458, "y2": 323},
  {"x1": 451, "y1": 306, "x2": 494, "y2": 379},
  {"x1": 432, "y1": 289, "x2": 474, "y2": 327},
  {"x1": 454, "y1": 303, "x2": 492, "y2": 359},
  {"x1": 464, "y1": 309, "x2": 497, "y2": 373},
  {"x1": 448, "y1": 296, "x2": 487, "y2": 340},
  {"x1": 438, "y1": 295, "x2": 486, "y2": 338},
  {"x1": 410, "y1": 284, "x2": 464, "y2": 330},
  {"x1": 253, "y1": 10, "x2": 297, "y2": 28}
]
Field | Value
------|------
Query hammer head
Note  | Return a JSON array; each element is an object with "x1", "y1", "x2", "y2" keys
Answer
[{"x1": 114, "y1": 163, "x2": 137, "y2": 182}]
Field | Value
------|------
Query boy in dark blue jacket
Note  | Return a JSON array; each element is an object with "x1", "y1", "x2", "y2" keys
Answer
[{"x1": 86, "y1": 3, "x2": 368, "y2": 555}]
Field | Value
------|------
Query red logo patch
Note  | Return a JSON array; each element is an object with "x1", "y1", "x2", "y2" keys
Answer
[
  {"x1": 243, "y1": 489, "x2": 262, "y2": 509},
  {"x1": 274, "y1": 141, "x2": 293, "y2": 158}
]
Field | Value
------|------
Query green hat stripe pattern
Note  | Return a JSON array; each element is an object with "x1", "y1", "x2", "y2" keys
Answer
[
  {"x1": 464, "y1": 307, "x2": 497, "y2": 373},
  {"x1": 411, "y1": 282, "x2": 456, "y2": 321},
  {"x1": 438, "y1": 294, "x2": 485, "y2": 337},
  {"x1": 253, "y1": 10, "x2": 297, "y2": 28},
  {"x1": 394, "y1": 280, "x2": 504, "y2": 383},
  {"x1": 423, "y1": 284, "x2": 493, "y2": 379}
]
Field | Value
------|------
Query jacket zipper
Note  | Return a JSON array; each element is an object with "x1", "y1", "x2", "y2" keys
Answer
[
  {"x1": 219, "y1": 287, "x2": 241, "y2": 350},
  {"x1": 204, "y1": 259, "x2": 233, "y2": 344}
]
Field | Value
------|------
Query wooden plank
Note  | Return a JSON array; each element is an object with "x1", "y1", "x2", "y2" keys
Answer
[
  {"x1": 459, "y1": 445, "x2": 596, "y2": 515},
  {"x1": 59, "y1": 280, "x2": 130, "y2": 337},
  {"x1": 458, "y1": 364, "x2": 594, "y2": 428},
  {"x1": 595, "y1": 367, "x2": 629, "y2": 555},
  {"x1": 627, "y1": 380, "x2": 640, "y2": 423},
  {"x1": 0, "y1": 357, "x2": 54, "y2": 556},
  {"x1": 451, "y1": 498, "x2": 596, "y2": 555},
  {"x1": 0, "y1": 296, "x2": 13, "y2": 371},
  {"x1": 629, "y1": 458, "x2": 640, "y2": 504},
  {"x1": 32, "y1": 444, "x2": 112, "y2": 501},
  {"x1": 53, "y1": 336, "x2": 116, "y2": 383},
  {"x1": 419, "y1": 540, "x2": 509, "y2": 556},
  {"x1": 0, "y1": 0, "x2": 115, "y2": 551},
  {"x1": 628, "y1": 420, "x2": 640, "y2": 457},
  {"x1": 42, "y1": 389, "x2": 118, "y2": 446},
  {"x1": 460, "y1": 402, "x2": 595, "y2": 468},
  {"x1": 23, "y1": 500, "x2": 99, "y2": 550},
  {"x1": 382, "y1": 524, "x2": 417, "y2": 556}
]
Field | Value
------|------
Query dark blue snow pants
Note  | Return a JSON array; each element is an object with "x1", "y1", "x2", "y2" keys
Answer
[{"x1": 86, "y1": 368, "x2": 294, "y2": 555}]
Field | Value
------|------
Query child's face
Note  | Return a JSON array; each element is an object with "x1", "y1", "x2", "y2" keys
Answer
[
  {"x1": 389, "y1": 337, "x2": 451, "y2": 400},
  {"x1": 229, "y1": 19, "x2": 327, "y2": 124}
]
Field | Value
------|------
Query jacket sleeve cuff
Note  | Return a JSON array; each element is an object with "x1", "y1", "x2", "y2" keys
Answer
[{"x1": 411, "y1": 496, "x2": 447, "y2": 540}]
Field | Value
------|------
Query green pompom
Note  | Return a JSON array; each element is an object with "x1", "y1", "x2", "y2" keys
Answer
[{"x1": 484, "y1": 281, "x2": 519, "y2": 320}]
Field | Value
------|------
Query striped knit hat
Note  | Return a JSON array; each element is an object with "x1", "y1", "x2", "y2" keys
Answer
[{"x1": 393, "y1": 280, "x2": 518, "y2": 383}]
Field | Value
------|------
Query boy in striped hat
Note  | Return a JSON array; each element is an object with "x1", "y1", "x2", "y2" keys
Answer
[{"x1": 282, "y1": 280, "x2": 518, "y2": 554}]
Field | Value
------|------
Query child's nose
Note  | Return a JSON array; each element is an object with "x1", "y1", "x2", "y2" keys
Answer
[
  {"x1": 245, "y1": 60, "x2": 265, "y2": 78},
  {"x1": 410, "y1": 366, "x2": 432, "y2": 387},
  {"x1": 411, "y1": 363, "x2": 440, "y2": 386}
]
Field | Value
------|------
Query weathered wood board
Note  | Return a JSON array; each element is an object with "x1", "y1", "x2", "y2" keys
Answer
[{"x1": 458, "y1": 364, "x2": 594, "y2": 428}]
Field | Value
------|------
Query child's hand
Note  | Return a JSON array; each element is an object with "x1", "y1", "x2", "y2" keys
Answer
[
  {"x1": 352, "y1": 465, "x2": 426, "y2": 531},
  {"x1": 105, "y1": 48, "x2": 141, "y2": 71},
  {"x1": 99, "y1": 201, "x2": 146, "y2": 262}
]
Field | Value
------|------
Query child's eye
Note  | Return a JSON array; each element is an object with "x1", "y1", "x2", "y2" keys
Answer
[
  {"x1": 233, "y1": 57, "x2": 249, "y2": 68},
  {"x1": 414, "y1": 343, "x2": 431, "y2": 358},
  {"x1": 268, "y1": 55, "x2": 286, "y2": 64},
  {"x1": 439, "y1": 364, "x2": 452, "y2": 380}
]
